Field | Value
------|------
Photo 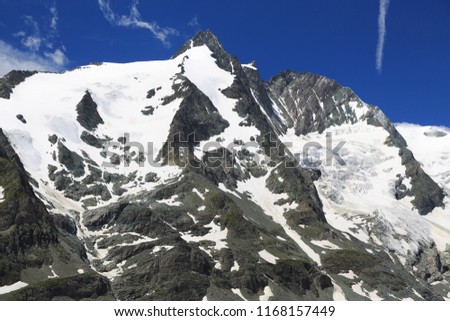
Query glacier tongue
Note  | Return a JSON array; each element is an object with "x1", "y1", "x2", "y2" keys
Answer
[{"x1": 282, "y1": 123, "x2": 436, "y2": 260}]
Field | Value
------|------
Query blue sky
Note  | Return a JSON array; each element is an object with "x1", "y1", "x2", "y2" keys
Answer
[{"x1": 0, "y1": 0, "x2": 449, "y2": 127}]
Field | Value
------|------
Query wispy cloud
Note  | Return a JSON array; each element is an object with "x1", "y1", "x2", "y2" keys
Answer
[
  {"x1": 1, "y1": 4, "x2": 68, "y2": 76},
  {"x1": 0, "y1": 40, "x2": 61, "y2": 76},
  {"x1": 21, "y1": 15, "x2": 42, "y2": 51},
  {"x1": 50, "y1": 5, "x2": 58, "y2": 32},
  {"x1": 376, "y1": 0, "x2": 390, "y2": 73},
  {"x1": 188, "y1": 15, "x2": 200, "y2": 28},
  {"x1": 45, "y1": 48, "x2": 68, "y2": 66},
  {"x1": 98, "y1": 0, "x2": 178, "y2": 47}
]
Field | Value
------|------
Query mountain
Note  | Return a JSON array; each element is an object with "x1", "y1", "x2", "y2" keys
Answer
[{"x1": 0, "y1": 30, "x2": 449, "y2": 301}]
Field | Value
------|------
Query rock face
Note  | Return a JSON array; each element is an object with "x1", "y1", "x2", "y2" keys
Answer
[
  {"x1": 267, "y1": 70, "x2": 445, "y2": 215},
  {"x1": 0, "y1": 129, "x2": 110, "y2": 298},
  {"x1": 0, "y1": 129, "x2": 58, "y2": 254},
  {"x1": 0, "y1": 70, "x2": 37, "y2": 99},
  {"x1": 268, "y1": 71, "x2": 360, "y2": 135},
  {"x1": 76, "y1": 91, "x2": 104, "y2": 131},
  {"x1": 0, "y1": 30, "x2": 448, "y2": 301},
  {"x1": 0, "y1": 273, "x2": 113, "y2": 301}
]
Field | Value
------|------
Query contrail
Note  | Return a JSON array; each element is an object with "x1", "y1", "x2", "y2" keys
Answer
[{"x1": 376, "y1": 0, "x2": 390, "y2": 73}]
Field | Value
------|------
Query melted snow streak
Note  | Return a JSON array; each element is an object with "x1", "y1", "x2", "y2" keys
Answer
[
  {"x1": 282, "y1": 122, "x2": 448, "y2": 263},
  {"x1": 234, "y1": 172, "x2": 322, "y2": 265}
]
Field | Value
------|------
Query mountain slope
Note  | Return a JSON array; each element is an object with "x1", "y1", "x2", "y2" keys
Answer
[{"x1": 0, "y1": 30, "x2": 448, "y2": 301}]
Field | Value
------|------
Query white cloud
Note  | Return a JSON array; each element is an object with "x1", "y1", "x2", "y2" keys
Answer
[
  {"x1": 376, "y1": 0, "x2": 390, "y2": 73},
  {"x1": 6, "y1": 4, "x2": 69, "y2": 76},
  {"x1": 50, "y1": 5, "x2": 58, "y2": 31},
  {"x1": 45, "y1": 48, "x2": 68, "y2": 66},
  {"x1": 98, "y1": 0, "x2": 178, "y2": 46},
  {"x1": 21, "y1": 15, "x2": 42, "y2": 51},
  {"x1": 0, "y1": 40, "x2": 62, "y2": 76},
  {"x1": 22, "y1": 35, "x2": 42, "y2": 52},
  {"x1": 13, "y1": 31, "x2": 26, "y2": 38}
]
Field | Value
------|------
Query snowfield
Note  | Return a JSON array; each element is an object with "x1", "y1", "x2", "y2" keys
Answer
[{"x1": 282, "y1": 122, "x2": 449, "y2": 263}]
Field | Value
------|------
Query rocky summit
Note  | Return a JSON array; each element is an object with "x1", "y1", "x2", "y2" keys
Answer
[{"x1": 0, "y1": 30, "x2": 449, "y2": 301}]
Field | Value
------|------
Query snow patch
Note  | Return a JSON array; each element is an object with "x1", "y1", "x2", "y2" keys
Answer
[
  {"x1": 186, "y1": 212, "x2": 198, "y2": 224},
  {"x1": 48, "y1": 265, "x2": 58, "y2": 279},
  {"x1": 311, "y1": 240, "x2": 341, "y2": 250},
  {"x1": 352, "y1": 281, "x2": 383, "y2": 300},
  {"x1": 0, "y1": 186, "x2": 4, "y2": 203},
  {"x1": 0, "y1": 281, "x2": 28, "y2": 295},
  {"x1": 242, "y1": 63, "x2": 257, "y2": 70},
  {"x1": 338, "y1": 270, "x2": 357, "y2": 280},
  {"x1": 230, "y1": 261, "x2": 240, "y2": 272},
  {"x1": 259, "y1": 285, "x2": 274, "y2": 301},
  {"x1": 181, "y1": 218, "x2": 228, "y2": 250},
  {"x1": 152, "y1": 245, "x2": 174, "y2": 254},
  {"x1": 231, "y1": 288, "x2": 247, "y2": 301},
  {"x1": 192, "y1": 188, "x2": 205, "y2": 200},
  {"x1": 156, "y1": 194, "x2": 182, "y2": 207},
  {"x1": 258, "y1": 249, "x2": 278, "y2": 264},
  {"x1": 330, "y1": 278, "x2": 346, "y2": 301},
  {"x1": 412, "y1": 289, "x2": 424, "y2": 300}
]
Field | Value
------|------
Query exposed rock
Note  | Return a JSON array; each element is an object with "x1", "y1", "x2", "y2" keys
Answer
[
  {"x1": 267, "y1": 71, "x2": 360, "y2": 135},
  {"x1": 146, "y1": 89, "x2": 156, "y2": 99},
  {"x1": 410, "y1": 245, "x2": 443, "y2": 282},
  {"x1": 57, "y1": 142, "x2": 85, "y2": 178},
  {"x1": 144, "y1": 172, "x2": 158, "y2": 183},
  {"x1": 0, "y1": 273, "x2": 113, "y2": 301},
  {"x1": 80, "y1": 131, "x2": 104, "y2": 148},
  {"x1": 159, "y1": 76, "x2": 229, "y2": 164},
  {"x1": 0, "y1": 70, "x2": 37, "y2": 99},
  {"x1": 141, "y1": 106, "x2": 154, "y2": 116},
  {"x1": 52, "y1": 214, "x2": 77, "y2": 235},
  {"x1": 399, "y1": 148, "x2": 445, "y2": 215},
  {"x1": 16, "y1": 114, "x2": 27, "y2": 124},
  {"x1": 48, "y1": 134, "x2": 58, "y2": 145},
  {"x1": 76, "y1": 91, "x2": 104, "y2": 131}
]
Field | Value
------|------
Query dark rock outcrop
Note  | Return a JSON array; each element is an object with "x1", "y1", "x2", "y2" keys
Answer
[
  {"x1": 0, "y1": 70, "x2": 37, "y2": 99},
  {"x1": 76, "y1": 91, "x2": 104, "y2": 131},
  {"x1": 57, "y1": 142, "x2": 85, "y2": 178},
  {"x1": 0, "y1": 273, "x2": 113, "y2": 301}
]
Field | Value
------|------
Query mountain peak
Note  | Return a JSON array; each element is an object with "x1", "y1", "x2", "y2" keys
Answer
[{"x1": 173, "y1": 29, "x2": 225, "y2": 59}]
